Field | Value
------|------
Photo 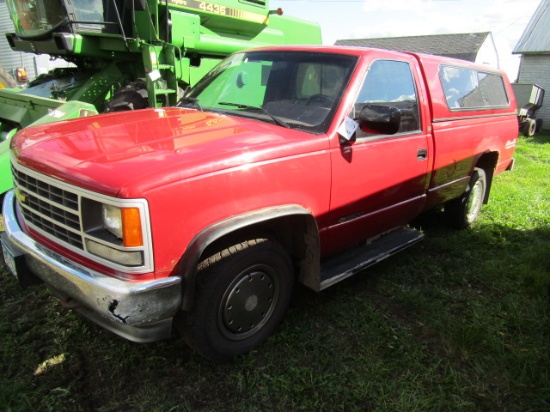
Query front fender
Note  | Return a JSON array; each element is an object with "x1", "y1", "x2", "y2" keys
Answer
[{"x1": 178, "y1": 204, "x2": 319, "y2": 310}]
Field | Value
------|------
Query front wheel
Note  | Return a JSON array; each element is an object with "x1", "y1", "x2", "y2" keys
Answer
[
  {"x1": 445, "y1": 168, "x2": 487, "y2": 229},
  {"x1": 178, "y1": 238, "x2": 294, "y2": 361}
]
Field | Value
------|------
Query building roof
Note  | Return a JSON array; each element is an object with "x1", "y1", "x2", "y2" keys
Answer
[
  {"x1": 335, "y1": 32, "x2": 491, "y2": 62},
  {"x1": 513, "y1": 0, "x2": 550, "y2": 54}
]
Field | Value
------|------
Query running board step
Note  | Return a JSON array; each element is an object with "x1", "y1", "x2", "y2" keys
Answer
[{"x1": 319, "y1": 227, "x2": 424, "y2": 290}]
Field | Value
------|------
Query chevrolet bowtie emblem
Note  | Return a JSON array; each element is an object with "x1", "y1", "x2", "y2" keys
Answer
[{"x1": 14, "y1": 188, "x2": 27, "y2": 204}]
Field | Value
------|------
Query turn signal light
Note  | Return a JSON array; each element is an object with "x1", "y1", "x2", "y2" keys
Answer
[{"x1": 122, "y1": 207, "x2": 143, "y2": 247}]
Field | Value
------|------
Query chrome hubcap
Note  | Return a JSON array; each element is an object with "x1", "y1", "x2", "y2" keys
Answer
[{"x1": 466, "y1": 180, "x2": 484, "y2": 223}]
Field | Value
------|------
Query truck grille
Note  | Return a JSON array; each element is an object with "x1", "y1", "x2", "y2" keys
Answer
[{"x1": 11, "y1": 165, "x2": 84, "y2": 249}]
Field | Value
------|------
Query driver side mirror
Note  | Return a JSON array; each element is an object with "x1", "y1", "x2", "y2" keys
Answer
[{"x1": 358, "y1": 104, "x2": 401, "y2": 135}]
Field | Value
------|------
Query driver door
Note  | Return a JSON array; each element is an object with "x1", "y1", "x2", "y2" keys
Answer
[{"x1": 323, "y1": 57, "x2": 431, "y2": 255}]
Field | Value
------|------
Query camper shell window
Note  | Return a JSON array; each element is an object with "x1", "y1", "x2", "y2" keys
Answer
[{"x1": 440, "y1": 65, "x2": 509, "y2": 110}]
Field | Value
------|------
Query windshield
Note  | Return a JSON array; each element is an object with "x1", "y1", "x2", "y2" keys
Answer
[
  {"x1": 183, "y1": 51, "x2": 358, "y2": 134},
  {"x1": 7, "y1": 0, "x2": 106, "y2": 37}
]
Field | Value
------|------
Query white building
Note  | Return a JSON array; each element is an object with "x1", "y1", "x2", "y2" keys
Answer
[{"x1": 513, "y1": 0, "x2": 550, "y2": 131}]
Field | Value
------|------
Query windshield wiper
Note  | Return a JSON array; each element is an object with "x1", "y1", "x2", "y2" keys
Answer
[
  {"x1": 218, "y1": 102, "x2": 290, "y2": 128},
  {"x1": 177, "y1": 97, "x2": 203, "y2": 111}
]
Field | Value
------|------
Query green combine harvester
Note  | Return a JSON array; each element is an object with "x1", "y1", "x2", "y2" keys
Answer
[{"x1": 0, "y1": 0, "x2": 321, "y2": 194}]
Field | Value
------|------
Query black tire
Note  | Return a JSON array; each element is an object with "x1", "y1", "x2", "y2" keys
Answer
[
  {"x1": 178, "y1": 238, "x2": 294, "y2": 361},
  {"x1": 444, "y1": 168, "x2": 487, "y2": 229},
  {"x1": 104, "y1": 80, "x2": 148, "y2": 112},
  {"x1": 522, "y1": 118, "x2": 536, "y2": 137},
  {"x1": 0, "y1": 67, "x2": 17, "y2": 88}
]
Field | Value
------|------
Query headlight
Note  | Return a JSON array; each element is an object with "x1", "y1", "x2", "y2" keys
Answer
[
  {"x1": 82, "y1": 199, "x2": 150, "y2": 268},
  {"x1": 102, "y1": 204, "x2": 143, "y2": 247},
  {"x1": 103, "y1": 204, "x2": 122, "y2": 238}
]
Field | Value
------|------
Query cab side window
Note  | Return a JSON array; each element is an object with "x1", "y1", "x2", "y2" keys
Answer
[{"x1": 354, "y1": 60, "x2": 420, "y2": 138}]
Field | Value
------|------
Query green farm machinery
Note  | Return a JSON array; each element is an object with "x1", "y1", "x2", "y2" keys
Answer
[{"x1": 0, "y1": 0, "x2": 321, "y2": 194}]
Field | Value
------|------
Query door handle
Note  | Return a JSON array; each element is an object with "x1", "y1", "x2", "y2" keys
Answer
[{"x1": 417, "y1": 149, "x2": 428, "y2": 160}]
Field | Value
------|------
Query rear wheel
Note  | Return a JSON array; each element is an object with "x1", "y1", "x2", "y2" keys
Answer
[
  {"x1": 0, "y1": 67, "x2": 17, "y2": 88},
  {"x1": 445, "y1": 168, "x2": 487, "y2": 229},
  {"x1": 178, "y1": 238, "x2": 294, "y2": 361}
]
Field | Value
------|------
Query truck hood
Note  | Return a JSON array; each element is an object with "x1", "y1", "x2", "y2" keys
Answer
[{"x1": 12, "y1": 107, "x2": 325, "y2": 197}]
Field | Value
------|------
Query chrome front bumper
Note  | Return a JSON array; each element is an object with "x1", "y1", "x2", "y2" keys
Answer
[{"x1": 1, "y1": 190, "x2": 182, "y2": 343}]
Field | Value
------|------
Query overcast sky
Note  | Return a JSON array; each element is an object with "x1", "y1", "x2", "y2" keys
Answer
[{"x1": 271, "y1": 0, "x2": 541, "y2": 80}]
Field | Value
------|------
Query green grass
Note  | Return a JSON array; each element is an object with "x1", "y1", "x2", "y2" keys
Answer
[{"x1": 1, "y1": 134, "x2": 549, "y2": 411}]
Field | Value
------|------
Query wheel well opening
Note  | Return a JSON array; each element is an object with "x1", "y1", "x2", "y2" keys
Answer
[
  {"x1": 200, "y1": 215, "x2": 317, "y2": 270},
  {"x1": 181, "y1": 214, "x2": 320, "y2": 310}
]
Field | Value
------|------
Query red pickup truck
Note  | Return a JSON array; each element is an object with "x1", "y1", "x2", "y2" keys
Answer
[{"x1": 1, "y1": 46, "x2": 518, "y2": 360}]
